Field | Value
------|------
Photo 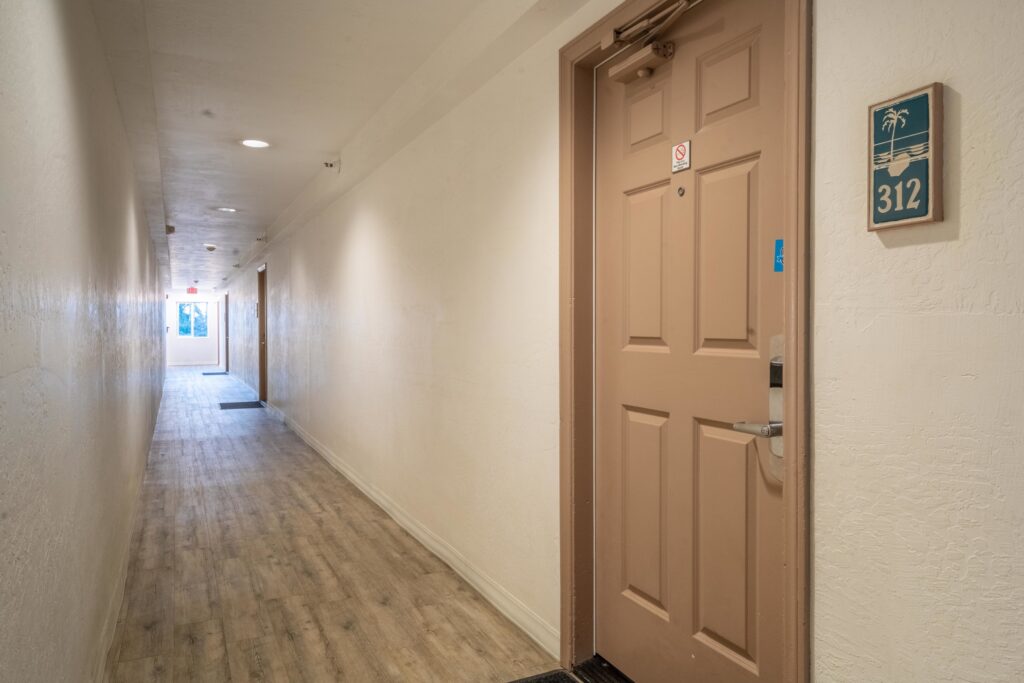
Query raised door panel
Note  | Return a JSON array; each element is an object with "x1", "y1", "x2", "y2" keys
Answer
[
  {"x1": 695, "y1": 156, "x2": 759, "y2": 353},
  {"x1": 621, "y1": 407, "x2": 671, "y2": 619},
  {"x1": 624, "y1": 184, "x2": 670, "y2": 348},
  {"x1": 694, "y1": 421, "x2": 759, "y2": 673},
  {"x1": 698, "y1": 30, "x2": 761, "y2": 129}
]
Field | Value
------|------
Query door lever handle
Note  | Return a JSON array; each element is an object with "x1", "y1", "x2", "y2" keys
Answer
[{"x1": 731, "y1": 421, "x2": 783, "y2": 438}]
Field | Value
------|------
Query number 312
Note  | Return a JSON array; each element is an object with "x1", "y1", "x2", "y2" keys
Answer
[{"x1": 877, "y1": 178, "x2": 922, "y2": 213}]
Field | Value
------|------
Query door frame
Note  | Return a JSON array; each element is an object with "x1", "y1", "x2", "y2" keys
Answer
[
  {"x1": 257, "y1": 264, "x2": 268, "y2": 403},
  {"x1": 224, "y1": 292, "x2": 230, "y2": 372},
  {"x1": 557, "y1": 0, "x2": 811, "y2": 680}
]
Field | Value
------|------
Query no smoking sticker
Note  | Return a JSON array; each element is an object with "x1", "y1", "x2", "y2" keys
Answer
[{"x1": 671, "y1": 140, "x2": 691, "y2": 173}]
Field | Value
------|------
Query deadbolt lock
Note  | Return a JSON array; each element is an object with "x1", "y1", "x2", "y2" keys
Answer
[{"x1": 730, "y1": 352, "x2": 785, "y2": 485}]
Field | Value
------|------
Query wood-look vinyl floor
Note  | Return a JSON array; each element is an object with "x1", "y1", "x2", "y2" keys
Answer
[{"x1": 103, "y1": 367, "x2": 556, "y2": 682}]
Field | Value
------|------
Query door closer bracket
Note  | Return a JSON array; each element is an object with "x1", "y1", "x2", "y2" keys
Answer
[{"x1": 608, "y1": 41, "x2": 675, "y2": 83}]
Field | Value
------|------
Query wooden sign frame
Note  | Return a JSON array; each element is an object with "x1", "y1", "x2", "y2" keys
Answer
[{"x1": 868, "y1": 82, "x2": 943, "y2": 230}]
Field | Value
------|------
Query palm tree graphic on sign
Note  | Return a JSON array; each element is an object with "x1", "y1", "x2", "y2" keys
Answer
[{"x1": 881, "y1": 106, "x2": 910, "y2": 176}]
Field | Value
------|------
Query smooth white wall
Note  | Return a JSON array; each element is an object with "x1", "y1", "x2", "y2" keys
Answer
[
  {"x1": 166, "y1": 294, "x2": 221, "y2": 366},
  {"x1": 0, "y1": 1, "x2": 165, "y2": 681},
  {"x1": 228, "y1": 0, "x2": 621, "y2": 654},
  {"x1": 813, "y1": 2, "x2": 1024, "y2": 681}
]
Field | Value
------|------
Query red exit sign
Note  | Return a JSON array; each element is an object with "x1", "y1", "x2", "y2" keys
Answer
[{"x1": 187, "y1": 287, "x2": 198, "y2": 294}]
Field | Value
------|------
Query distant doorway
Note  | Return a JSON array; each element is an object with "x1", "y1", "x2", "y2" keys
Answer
[
  {"x1": 224, "y1": 293, "x2": 230, "y2": 373},
  {"x1": 166, "y1": 296, "x2": 220, "y2": 367},
  {"x1": 257, "y1": 265, "x2": 268, "y2": 403}
]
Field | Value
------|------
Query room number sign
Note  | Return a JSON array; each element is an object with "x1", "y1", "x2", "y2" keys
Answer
[{"x1": 868, "y1": 83, "x2": 943, "y2": 230}]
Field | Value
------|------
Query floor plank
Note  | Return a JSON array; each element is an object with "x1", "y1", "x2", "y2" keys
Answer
[
  {"x1": 114, "y1": 655, "x2": 171, "y2": 683},
  {"x1": 104, "y1": 366, "x2": 555, "y2": 681}
]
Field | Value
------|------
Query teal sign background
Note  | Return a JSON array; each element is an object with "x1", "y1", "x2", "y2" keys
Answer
[{"x1": 870, "y1": 90, "x2": 934, "y2": 227}]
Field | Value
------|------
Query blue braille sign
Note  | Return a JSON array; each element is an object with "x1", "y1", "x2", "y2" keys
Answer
[{"x1": 773, "y1": 239, "x2": 784, "y2": 273}]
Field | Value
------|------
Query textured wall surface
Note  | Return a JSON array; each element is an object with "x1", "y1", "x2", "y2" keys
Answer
[
  {"x1": 0, "y1": 1, "x2": 165, "y2": 681},
  {"x1": 227, "y1": 0, "x2": 620, "y2": 654},
  {"x1": 813, "y1": 2, "x2": 1024, "y2": 681}
]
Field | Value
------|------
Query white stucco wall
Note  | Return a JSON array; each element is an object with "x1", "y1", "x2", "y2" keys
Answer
[
  {"x1": 813, "y1": 2, "x2": 1024, "y2": 681},
  {"x1": 227, "y1": 0, "x2": 621, "y2": 655},
  {"x1": 0, "y1": 1, "x2": 165, "y2": 681}
]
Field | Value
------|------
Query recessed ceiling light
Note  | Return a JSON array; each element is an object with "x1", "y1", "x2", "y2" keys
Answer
[
  {"x1": 241, "y1": 139, "x2": 270, "y2": 148},
  {"x1": 216, "y1": 207, "x2": 237, "y2": 213}
]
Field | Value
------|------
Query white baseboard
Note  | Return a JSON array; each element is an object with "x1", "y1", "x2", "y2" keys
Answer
[
  {"x1": 92, "y1": 507, "x2": 134, "y2": 682},
  {"x1": 263, "y1": 400, "x2": 286, "y2": 423},
  {"x1": 278, "y1": 410, "x2": 560, "y2": 658},
  {"x1": 92, "y1": 399, "x2": 161, "y2": 682}
]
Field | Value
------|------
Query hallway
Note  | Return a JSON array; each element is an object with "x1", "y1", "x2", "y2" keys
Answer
[
  {"x1": 103, "y1": 368, "x2": 555, "y2": 682},
  {"x1": 6, "y1": 1, "x2": 1024, "y2": 681}
]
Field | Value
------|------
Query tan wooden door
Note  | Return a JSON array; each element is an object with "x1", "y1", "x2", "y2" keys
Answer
[
  {"x1": 258, "y1": 267, "x2": 267, "y2": 402},
  {"x1": 595, "y1": 0, "x2": 786, "y2": 680},
  {"x1": 225, "y1": 293, "x2": 230, "y2": 372}
]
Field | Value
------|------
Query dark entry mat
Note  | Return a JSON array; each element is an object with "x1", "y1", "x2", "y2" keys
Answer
[
  {"x1": 508, "y1": 671, "x2": 575, "y2": 683},
  {"x1": 219, "y1": 401, "x2": 263, "y2": 410},
  {"x1": 508, "y1": 656, "x2": 631, "y2": 683},
  {"x1": 203, "y1": 371, "x2": 228, "y2": 375},
  {"x1": 574, "y1": 657, "x2": 632, "y2": 683}
]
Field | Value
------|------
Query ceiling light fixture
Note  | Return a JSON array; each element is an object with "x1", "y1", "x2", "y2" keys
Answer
[
  {"x1": 216, "y1": 207, "x2": 237, "y2": 213},
  {"x1": 240, "y1": 139, "x2": 270, "y2": 148},
  {"x1": 204, "y1": 244, "x2": 217, "y2": 252}
]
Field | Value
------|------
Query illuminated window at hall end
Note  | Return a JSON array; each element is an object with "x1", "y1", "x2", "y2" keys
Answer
[{"x1": 178, "y1": 302, "x2": 209, "y2": 337}]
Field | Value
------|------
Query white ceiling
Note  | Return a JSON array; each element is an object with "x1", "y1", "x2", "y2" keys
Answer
[{"x1": 92, "y1": 0, "x2": 480, "y2": 290}]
